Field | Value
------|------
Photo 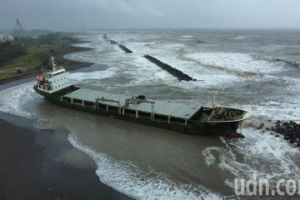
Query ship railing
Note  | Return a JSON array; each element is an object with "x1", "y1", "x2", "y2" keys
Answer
[
  {"x1": 125, "y1": 98, "x2": 155, "y2": 121},
  {"x1": 95, "y1": 97, "x2": 121, "y2": 114},
  {"x1": 207, "y1": 109, "x2": 249, "y2": 123},
  {"x1": 96, "y1": 97, "x2": 121, "y2": 106}
]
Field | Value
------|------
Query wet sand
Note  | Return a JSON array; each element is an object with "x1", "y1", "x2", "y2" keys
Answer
[
  {"x1": 0, "y1": 56, "x2": 134, "y2": 199},
  {"x1": 0, "y1": 36, "x2": 132, "y2": 200},
  {"x1": 0, "y1": 112, "x2": 133, "y2": 200}
]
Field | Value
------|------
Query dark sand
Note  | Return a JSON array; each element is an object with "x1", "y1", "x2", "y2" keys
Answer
[
  {"x1": 0, "y1": 38, "x2": 133, "y2": 200},
  {"x1": 0, "y1": 112, "x2": 133, "y2": 200}
]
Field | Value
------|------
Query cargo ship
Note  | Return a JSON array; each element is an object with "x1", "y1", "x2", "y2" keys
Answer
[{"x1": 34, "y1": 57, "x2": 250, "y2": 137}]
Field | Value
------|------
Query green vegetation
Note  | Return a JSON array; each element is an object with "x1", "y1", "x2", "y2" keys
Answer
[
  {"x1": 0, "y1": 41, "x2": 27, "y2": 65},
  {"x1": 0, "y1": 33, "x2": 78, "y2": 81}
]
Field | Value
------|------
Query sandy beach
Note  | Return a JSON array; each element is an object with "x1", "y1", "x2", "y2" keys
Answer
[
  {"x1": 0, "y1": 112, "x2": 132, "y2": 200},
  {"x1": 0, "y1": 44, "x2": 133, "y2": 200},
  {"x1": 3, "y1": 29, "x2": 300, "y2": 199}
]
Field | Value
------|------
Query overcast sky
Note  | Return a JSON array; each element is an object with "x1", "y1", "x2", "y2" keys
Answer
[{"x1": 1, "y1": 0, "x2": 300, "y2": 30}]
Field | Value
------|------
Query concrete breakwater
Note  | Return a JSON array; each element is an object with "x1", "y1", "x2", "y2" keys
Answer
[
  {"x1": 109, "y1": 40, "x2": 118, "y2": 45},
  {"x1": 103, "y1": 34, "x2": 195, "y2": 80},
  {"x1": 118, "y1": 45, "x2": 132, "y2": 53},
  {"x1": 143, "y1": 55, "x2": 196, "y2": 81},
  {"x1": 102, "y1": 34, "x2": 118, "y2": 44},
  {"x1": 103, "y1": 34, "x2": 133, "y2": 53}
]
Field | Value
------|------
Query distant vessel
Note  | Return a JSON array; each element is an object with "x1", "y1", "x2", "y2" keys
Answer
[{"x1": 34, "y1": 57, "x2": 249, "y2": 137}]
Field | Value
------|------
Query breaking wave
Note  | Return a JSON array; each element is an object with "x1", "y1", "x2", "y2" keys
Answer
[
  {"x1": 251, "y1": 54, "x2": 300, "y2": 67},
  {"x1": 202, "y1": 127, "x2": 300, "y2": 190},
  {"x1": 69, "y1": 68, "x2": 117, "y2": 83},
  {"x1": 233, "y1": 36, "x2": 247, "y2": 40},
  {"x1": 0, "y1": 82, "x2": 38, "y2": 118},
  {"x1": 2, "y1": 30, "x2": 300, "y2": 200},
  {"x1": 68, "y1": 134, "x2": 222, "y2": 200},
  {"x1": 182, "y1": 35, "x2": 194, "y2": 38},
  {"x1": 180, "y1": 51, "x2": 284, "y2": 75}
]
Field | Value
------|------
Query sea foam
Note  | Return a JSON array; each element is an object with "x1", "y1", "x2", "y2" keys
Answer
[{"x1": 68, "y1": 134, "x2": 222, "y2": 200}]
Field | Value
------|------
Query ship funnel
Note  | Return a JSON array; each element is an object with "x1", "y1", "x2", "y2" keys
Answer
[{"x1": 50, "y1": 57, "x2": 57, "y2": 71}]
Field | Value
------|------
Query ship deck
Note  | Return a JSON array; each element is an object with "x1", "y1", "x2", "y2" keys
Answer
[{"x1": 64, "y1": 88, "x2": 202, "y2": 120}]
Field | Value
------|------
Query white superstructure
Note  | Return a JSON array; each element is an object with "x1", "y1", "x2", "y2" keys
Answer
[
  {"x1": 36, "y1": 57, "x2": 71, "y2": 93},
  {"x1": 0, "y1": 34, "x2": 14, "y2": 42}
]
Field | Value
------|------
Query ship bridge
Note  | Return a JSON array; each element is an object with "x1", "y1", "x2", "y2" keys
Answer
[{"x1": 63, "y1": 88, "x2": 202, "y2": 123}]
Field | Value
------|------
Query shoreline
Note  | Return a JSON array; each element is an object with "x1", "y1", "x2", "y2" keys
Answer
[
  {"x1": 0, "y1": 36, "x2": 134, "y2": 200},
  {"x1": 0, "y1": 37, "x2": 94, "y2": 84},
  {"x1": 0, "y1": 112, "x2": 133, "y2": 200},
  {"x1": 0, "y1": 42, "x2": 94, "y2": 90}
]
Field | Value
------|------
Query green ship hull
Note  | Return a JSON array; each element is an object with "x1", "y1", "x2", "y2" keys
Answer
[{"x1": 34, "y1": 85, "x2": 248, "y2": 137}]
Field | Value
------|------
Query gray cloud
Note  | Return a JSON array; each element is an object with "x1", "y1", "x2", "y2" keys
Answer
[{"x1": 1, "y1": 0, "x2": 300, "y2": 30}]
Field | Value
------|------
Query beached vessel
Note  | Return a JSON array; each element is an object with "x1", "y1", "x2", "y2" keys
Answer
[{"x1": 34, "y1": 57, "x2": 249, "y2": 137}]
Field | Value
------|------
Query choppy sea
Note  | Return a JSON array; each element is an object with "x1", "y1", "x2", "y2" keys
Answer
[{"x1": 1, "y1": 29, "x2": 300, "y2": 199}]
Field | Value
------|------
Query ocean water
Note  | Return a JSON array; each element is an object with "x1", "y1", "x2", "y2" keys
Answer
[{"x1": 1, "y1": 29, "x2": 300, "y2": 199}]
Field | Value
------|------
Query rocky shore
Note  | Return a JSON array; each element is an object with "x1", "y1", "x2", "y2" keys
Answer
[{"x1": 269, "y1": 121, "x2": 300, "y2": 146}]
